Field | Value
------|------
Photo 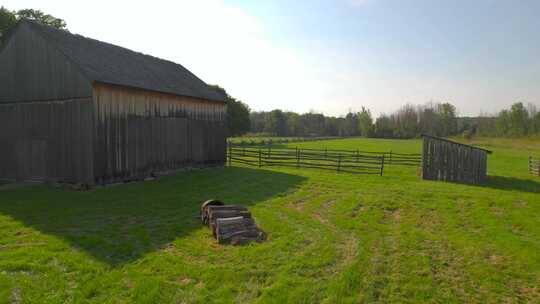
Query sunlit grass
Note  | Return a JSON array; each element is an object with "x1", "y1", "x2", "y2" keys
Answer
[{"x1": 0, "y1": 137, "x2": 539, "y2": 303}]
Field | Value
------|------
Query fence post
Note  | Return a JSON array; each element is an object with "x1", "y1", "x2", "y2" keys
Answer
[
  {"x1": 228, "y1": 144, "x2": 232, "y2": 166},
  {"x1": 325, "y1": 147, "x2": 327, "y2": 159},
  {"x1": 337, "y1": 154, "x2": 341, "y2": 173},
  {"x1": 380, "y1": 155, "x2": 385, "y2": 176},
  {"x1": 389, "y1": 150, "x2": 392, "y2": 165},
  {"x1": 538, "y1": 158, "x2": 540, "y2": 177},
  {"x1": 356, "y1": 149, "x2": 359, "y2": 163},
  {"x1": 296, "y1": 147, "x2": 300, "y2": 168},
  {"x1": 259, "y1": 148, "x2": 262, "y2": 168}
]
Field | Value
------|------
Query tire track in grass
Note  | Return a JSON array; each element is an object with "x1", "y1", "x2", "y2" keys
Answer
[{"x1": 264, "y1": 187, "x2": 364, "y2": 302}]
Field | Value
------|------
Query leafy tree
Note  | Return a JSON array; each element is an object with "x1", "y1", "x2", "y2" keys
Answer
[
  {"x1": 508, "y1": 102, "x2": 528, "y2": 136},
  {"x1": 16, "y1": 9, "x2": 67, "y2": 30},
  {"x1": 357, "y1": 107, "x2": 373, "y2": 137},
  {"x1": 532, "y1": 112, "x2": 540, "y2": 135},
  {"x1": 209, "y1": 85, "x2": 250, "y2": 136},
  {"x1": 285, "y1": 112, "x2": 305, "y2": 136},
  {"x1": 374, "y1": 115, "x2": 394, "y2": 138},
  {"x1": 343, "y1": 112, "x2": 358, "y2": 136},
  {"x1": 418, "y1": 104, "x2": 441, "y2": 136},
  {"x1": 0, "y1": 7, "x2": 67, "y2": 43},
  {"x1": 0, "y1": 7, "x2": 16, "y2": 38},
  {"x1": 496, "y1": 110, "x2": 511, "y2": 135},
  {"x1": 437, "y1": 103, "x2": 457, "y2": 136},
  {"x1": 265, "y1": 109, "x2": 288, "y2": 136},
  {"x1": 393, "y1": 104, "x2": 418, "y2": 138}
]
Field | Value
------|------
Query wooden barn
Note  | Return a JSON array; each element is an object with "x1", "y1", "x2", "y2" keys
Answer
[
  {"x1": 0, "y1": 20, "x2": 227, "y2": 186},
  {"x1": 422, "y1": 134, "x2": 491, "y2": 184}
]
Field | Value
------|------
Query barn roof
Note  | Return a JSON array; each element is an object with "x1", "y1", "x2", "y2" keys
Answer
[
  {"x1": 421, "y1": 134, "x2": 493, "y2": 154},
  {"x1": 24, "y1": 20, "x2": 226, "y2": 103}
]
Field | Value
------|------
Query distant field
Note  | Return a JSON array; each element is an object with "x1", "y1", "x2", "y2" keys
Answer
[
  {"x1": 228, "y1": 136, "x2": 340, "y2": 145},
  {"x1": 0, "y1": 137, "x2": 539, "y2": 303}
]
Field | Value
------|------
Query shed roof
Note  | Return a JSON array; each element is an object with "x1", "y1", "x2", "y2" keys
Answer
[
  {"x1": 23, "y1": 20, "x2": 226, "y2": 103},
  {"x1": 421, "y1": 134, "x2": 493, "y2": 154}
]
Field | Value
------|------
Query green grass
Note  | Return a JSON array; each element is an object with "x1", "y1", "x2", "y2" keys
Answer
[{"x1": 0, "y1": 137, "x2": 539, "y2": 303}]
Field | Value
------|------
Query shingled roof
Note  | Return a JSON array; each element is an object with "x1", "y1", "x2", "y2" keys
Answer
[{"x1": 24, "y1": 20, "x2": 226, "y2": 103}]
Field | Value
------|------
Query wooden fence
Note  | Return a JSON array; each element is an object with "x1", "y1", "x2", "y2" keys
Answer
[
  {"x1": 227, "y1": 146, "x2": 421, "y2": 175},
  {"x1": 529, "y1": 156, "x2": 540, "y2": 176},
  {"x1": 385, "y1": 151, "x2": 422, "y2": 166}
]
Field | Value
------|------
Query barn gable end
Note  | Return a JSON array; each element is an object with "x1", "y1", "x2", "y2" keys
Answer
[{"x1": 0, "y1": 21, "x2": 93, "y2": 103}]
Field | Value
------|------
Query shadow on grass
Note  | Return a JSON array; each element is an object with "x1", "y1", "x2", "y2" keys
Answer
[
  {"x1": 483, "y1": 175, "x2": 540, "y2": 193},
  {"x1": 0, "y1": 166, "x2": 306, "y2": 267}
]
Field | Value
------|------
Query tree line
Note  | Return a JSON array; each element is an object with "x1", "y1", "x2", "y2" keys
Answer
[
  {"x1": 221, "y1": 87, "x2": 540, "y2": 139},
  {"x1": 465, "y1": 102, "x2": 540, "y2": 138},
  {"x1": 247, "y1": 102, "x2": 460, "y2": 138}
]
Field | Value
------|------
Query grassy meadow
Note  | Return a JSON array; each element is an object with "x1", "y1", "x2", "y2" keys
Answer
[{"x1": 0, "y1": 137, "x2": 539, "y2": 303}]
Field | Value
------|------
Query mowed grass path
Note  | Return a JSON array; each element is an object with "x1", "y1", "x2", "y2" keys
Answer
[{"x1": 0, "y1": 138, "x2": 539, "y2": 303}]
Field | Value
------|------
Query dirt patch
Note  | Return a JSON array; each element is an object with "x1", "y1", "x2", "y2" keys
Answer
[
  {"x1": 313, "y1": 212, "x2": 330, "y2": 225},
  {"x1": 350, "y1": 203, "x2": 365, "y2": 217},
  {"x1": 518, "y1": 285, "x2": 540, "y2": 302},
  {"x1": 340, "y1": 237, "x2": 359, "y2": 266},
  {"x1": 513, "y1": 200, "x2": 528, "y2": 207},
  {"x1": 380, "y1": 207, "x2": 401, "y2": 224},
  {"x1": 178, "y1": 277, "x2": 193, "y2": 286},
  {"x1": 487, "y1": 254, "x2": 506, "y2": 266},
  {"x1": 289, "y1": 196, "x2": 313, "y2": 212},
  {"x1": 322, "y1": 199, "x2": 337, "y2": 208}
]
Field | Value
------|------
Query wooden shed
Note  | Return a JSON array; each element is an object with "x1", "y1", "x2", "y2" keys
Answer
[
  {"x1": 422, "y1": 134, "x2": 491, "y2": 184},
  {"x1": 0, "y1": 20, "x2": 227, "y2": 186}
]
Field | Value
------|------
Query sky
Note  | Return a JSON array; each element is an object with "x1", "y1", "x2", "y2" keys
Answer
[{"x1": 4, "y1": 0, "x2": 540, "y2": 117}]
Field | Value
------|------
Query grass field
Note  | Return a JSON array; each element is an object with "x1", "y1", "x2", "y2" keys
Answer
[{"x1": 0, "y1": 137, "x2": 539, "y2": 303}]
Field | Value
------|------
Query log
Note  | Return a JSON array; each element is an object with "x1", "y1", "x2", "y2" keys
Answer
[
  {"x1": 200, "y1": 199, "x2": 224, "y2": 224},
  {"x1": 206, "y1": 205, "x2": 248, "y2": 212},
  {"x1": 216, "y1": 217, "x2": 255, "y2": 227},
  {"x1": 209, "y1": 212, "x2": 251, "y2": 236},
  {"x1": 209, "y1": 210, "x2": 252, "y2": 223},
  {"x1": 201, "y1": 201, "x2": 266, "y2": 245}
]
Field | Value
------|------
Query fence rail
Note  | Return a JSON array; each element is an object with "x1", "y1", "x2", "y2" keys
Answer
[
  {"x1": 228, "y1": 145, "x2": 422, "y2": 168},
  {"x1": 228, "y1": 146, "x2": 385, "y2": 175},
  {"x1": 529, "y1": 156, "x2": 540, "y2": 176},
  {"x1": 227, "y1": 146, "x2": 422, "y2": 175}
]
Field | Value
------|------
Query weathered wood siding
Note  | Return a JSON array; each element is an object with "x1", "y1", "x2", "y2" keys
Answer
[
  {"x1": 93, "y1": 83, "x2": 226, "y2": 184},
  {"x1": 422, "y1": 136, "x2": 488, "y2": 184},
  {"x1": 0, "y1": 22, "x2": 92, "y2": 103},
  {"x1": 0, "y1": 98, "x2": 94, "y2": 184}
]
